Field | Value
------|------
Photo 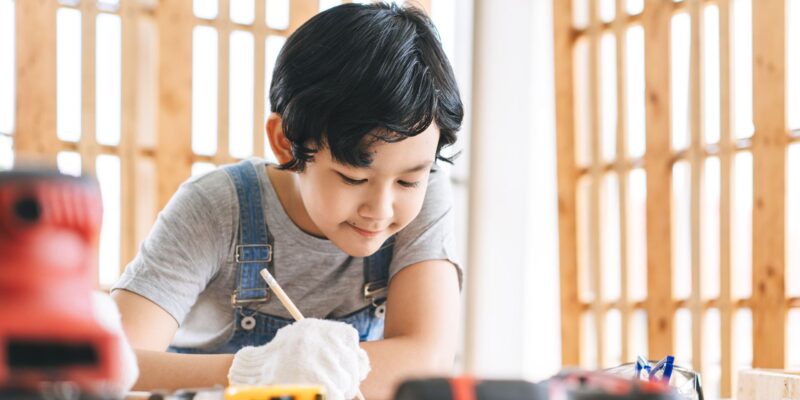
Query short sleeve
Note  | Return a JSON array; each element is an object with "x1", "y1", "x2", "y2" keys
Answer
[
  {"x1": 111, "y1": 177, "x2": 231, "y2": 325},
  {"x1": 389, "y1": 166, "x2": 462, "y2": 288}
]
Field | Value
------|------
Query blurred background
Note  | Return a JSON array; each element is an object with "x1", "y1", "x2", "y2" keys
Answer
[{"x1": 1, "y1": 0, "x2": 800, "y2": 399}]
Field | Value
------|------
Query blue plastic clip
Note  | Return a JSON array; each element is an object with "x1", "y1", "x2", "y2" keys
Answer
[
  {"x1": 649, "y1": 355, "x2": 675, "y2": 384},
  {"x1": 635, "y1": 355, "x2": 652, "y2": 378}
]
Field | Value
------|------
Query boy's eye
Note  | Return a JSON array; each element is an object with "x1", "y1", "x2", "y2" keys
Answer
[
  {"x1": 338, "y1": 173, "x2": 367, "y2": 185},
  {"x1": 398, "y1": 180, "x2": 420, "y2": 188}
]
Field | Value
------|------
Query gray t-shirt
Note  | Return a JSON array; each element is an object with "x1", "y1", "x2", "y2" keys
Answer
[{"x1": 112, "y1": 158, "x2": 460, "y2": 349}]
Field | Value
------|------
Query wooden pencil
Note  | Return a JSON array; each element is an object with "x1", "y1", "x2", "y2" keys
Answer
[{"x1": 259, "y1": 268, "x2": 367, "y2": 400}]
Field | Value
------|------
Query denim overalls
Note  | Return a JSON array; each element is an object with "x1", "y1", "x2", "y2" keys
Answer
[{"x1": 170, "y1": 160, "x2": 394, "y2": 354}]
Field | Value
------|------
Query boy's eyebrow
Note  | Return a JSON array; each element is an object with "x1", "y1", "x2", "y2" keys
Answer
[{"x1": 401, "y1": 161, "x2": 434, "y2": 174}]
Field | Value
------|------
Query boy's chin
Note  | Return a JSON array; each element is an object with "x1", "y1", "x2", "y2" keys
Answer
[{"x1": 330, "y1": 235, "x2": 385, "y2": 258}]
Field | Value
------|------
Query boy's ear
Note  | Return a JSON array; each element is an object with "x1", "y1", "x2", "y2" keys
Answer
[{"x1": 265, "y1": 113, "x2": 294, "y2": 165}]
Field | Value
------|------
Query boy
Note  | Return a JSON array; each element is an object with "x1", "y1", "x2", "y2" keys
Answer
[{"x1": 111, "y1": 3, "x2": 463, "y2": 399}]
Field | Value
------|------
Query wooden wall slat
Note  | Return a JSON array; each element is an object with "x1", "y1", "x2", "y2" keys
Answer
[
  {"x1": 613, "y1": 0, "x2": 631, "y2": 364},
  {"x1": 120, "y1": 0, "x2": 139, "y2": 274},
  {"x1": 557, "y1": 0, "x2": 792, "y2": 379},
  {"x1": 290, "y1": 0, "x2": 318, "y2": 33},
  {"x1": 553, "y1": 0, "x2": 581, "y2": 367},
  {"x1": 718, "y1": 0, "x2": 734, "y2": 396},
  {"x1": 134, "y1": 12, "x2": 160, "y2": 252},
  {"x1": 156, "y1": 0, "x2": 194, "y2": 209},
  {"x1": 79, "y1": 3, "x2": 99, "y2": 176},
  {"x1": 216, "y1": 0, "x2": 232, "y2": 165},
  {"x1": 14, "y1": 0, "x2": 59, "y2": 162},
  {"x1": 751, "y1": 0, "x2": 787, "y2": 369},
  {"x1": 588, "y1": 0, "x2": 605, "y2": 369},
  {"x1": 643, "y1": 0, "x2": 674, "y2": 358},
  {"x1": 12, "y1": 0, "x2": 326, "y2": 280},
  {"x1": 253, "y1": 0, "x2": 267, "y2": 159},
  {"x1": 688, "y1": 0, "x2": 703, "y2": 374}
]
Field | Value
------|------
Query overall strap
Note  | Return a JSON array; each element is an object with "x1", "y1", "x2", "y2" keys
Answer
[
  {"x1": 363, "y1": 235, "x2": 396, "y2": 306},
  {"x1": 224, "y1": 160, "x2": 274, "y2": 306}
]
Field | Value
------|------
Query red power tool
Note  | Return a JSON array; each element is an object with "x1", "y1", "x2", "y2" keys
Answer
[
  {"x1": 0, "y1": 169, "x2": 123, "y2": 397},
  {"x1": 394, "y1": 376, "x2": 545, "y2": 400}
]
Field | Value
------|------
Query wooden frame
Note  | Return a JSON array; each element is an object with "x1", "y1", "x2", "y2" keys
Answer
[
  {"x1": 554, "y1": 0, "x2": 795, "y2": 397},
  {"x1": 642, "y1": 0, "x2": 674, "y2": 362},
  {"x1": 613, "y1": 0, "x2": 631, "y2": 365},
  {"x1": 15, "y1": 0, "x2": 59, "y2": 160},
  {"x1": 751, "y1": 0, "x2": 786, "y2": 370},
  {"x1": 156, "y1": 0, "x2": 301, "y2": 209},
  {"x1": 12, "y1": 0, "x2": 325, "y2": 287},
  {"x1": 554, "y1": 0, "x2": 581, "y2": 367},
  {"x1": 717, "y1": 0, "x2": 733, "y2": 393},
  {"x1": 588, "y1": 0, "x2": 604, "y2": 368}
]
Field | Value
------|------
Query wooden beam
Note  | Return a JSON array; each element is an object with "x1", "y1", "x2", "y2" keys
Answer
[
  {"x1": 216, "y1": 0, "x2": 231, "y2": 165},
  {"x1": 289, "y1": 0, "x2": 318, "y2": 33},
  {"x1": 156, "y1": 0, "x2": 194, "y2": 209},
  {"x1": 751, "y1": 0, "x2": 787, "y2": 369},
  {"x1": 253, "y1": 0, "x2": 267, "y2": 158},
  {"x1": 613, "y1": 0, "x2": 631, "y2": 364},
  {"x1": 120, "y1": 0, "x2": 135, "y2": 273},
  {"x1": 79, "y1": 2, "x2": 99, "y2": 175},
  {"x1": 588, "y1": 0, "x2": 604, "y2": 369},
  {"x1": 120, "y1": 0, "x2": 145, "y2": 272},
  {"x1": 14, "y1": 0, "x2": 59, "y2": 163},
  {"x1": 688, "y1": 0, "x2": 703, "y2": 374},
  {"x1": 643, "y1": 0, "x2": 674, "y2": 358},
  {"x1": 573, "y1": 12, "x2": 645, "y2": 41},
  {"x1": 553, "y1": 0, "x2": 581, "y2": 367},
  {"x1": 131, "y1": 11, "x2": 158, "y2": 254},
  {"x1": 718, "y1": 0, "x2": 734, "y2": 396}
]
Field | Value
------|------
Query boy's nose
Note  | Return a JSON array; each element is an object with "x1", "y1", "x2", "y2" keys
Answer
[{"x1": 359, "y1": 187, "x2": 394, "y2": 222}]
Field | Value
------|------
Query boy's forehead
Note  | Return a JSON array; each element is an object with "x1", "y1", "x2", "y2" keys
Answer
[
  {"x1": 326, "y1": 125, "x2": 439, "y2": 172},
  {"x1": 363, "y1": 125, "x2": 438, "y2": 164}
]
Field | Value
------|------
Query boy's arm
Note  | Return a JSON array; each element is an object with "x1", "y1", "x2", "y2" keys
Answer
[
  {"x1": 360, "y1": 259, "x2": 462, "y2": 400},
  {"x1": 112, "y1": 260, "x2": 460, "y2": 396},
  {"x1": 131, "y1": 350, "x2": 233, "y2": 390},
  {"x1": 111, "y1": 289, "x2": 234, "y2": 390}
]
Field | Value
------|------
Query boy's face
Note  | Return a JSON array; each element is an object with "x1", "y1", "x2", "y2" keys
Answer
[{"x1": 297, "y1": 125, "x2": 440, "y2": 257}]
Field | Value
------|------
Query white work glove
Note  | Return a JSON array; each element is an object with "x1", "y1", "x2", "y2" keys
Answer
[
  {"x1": 90, "y1": 291, "x2": 140, "y2": 396},
  {"x1": 229, "y1": 318, "x2": 370, "y2": 400}
]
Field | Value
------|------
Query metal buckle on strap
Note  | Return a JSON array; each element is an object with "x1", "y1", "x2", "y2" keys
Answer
[
  {"x1": 235, "y1": 244, "x2": 272, "y2": 263},
  {"x1": 231, "y1": 289, "x2": 270, "y2": 305},
  {"x1": 363, "y1": 281, "x2": 388, "y2": 300}
]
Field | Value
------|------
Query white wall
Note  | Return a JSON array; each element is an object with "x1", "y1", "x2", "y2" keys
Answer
[
  {"x1": 430, "y1": 0, "x2": 475, "y2": 374},
  {"x1": 464, "y1": 0, "x2": 561, "y2": 381}
]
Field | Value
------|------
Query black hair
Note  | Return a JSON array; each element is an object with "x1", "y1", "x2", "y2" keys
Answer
[{"x1": 269, "y1": 2, "x2": 463, "y2": 171}]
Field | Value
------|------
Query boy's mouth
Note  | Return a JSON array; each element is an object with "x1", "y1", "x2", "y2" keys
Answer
[{"x1": 347, "y1": 223, "x2": 383, "y2": 238}]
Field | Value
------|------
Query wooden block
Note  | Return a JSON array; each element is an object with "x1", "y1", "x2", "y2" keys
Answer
[{"x1": 737, "y1": 369, "x2": 800, "y2": 400}]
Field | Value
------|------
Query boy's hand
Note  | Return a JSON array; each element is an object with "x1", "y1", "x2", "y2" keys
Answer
[{"x1": 229, "y1": 318, "x2": 370, "y2": 400}]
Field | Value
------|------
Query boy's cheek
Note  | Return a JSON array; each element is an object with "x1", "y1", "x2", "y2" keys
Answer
[
  {"x1": 306, "y1": 176, "x2": 345, "y2": 205},
  {"x1": 312, "y1": 187, "x2": 356, "y2": 221}
]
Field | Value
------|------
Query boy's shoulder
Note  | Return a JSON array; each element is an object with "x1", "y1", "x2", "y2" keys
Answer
[
  {"x1": 183, "y1": 164, "x2": 234, "y2": 199},
  {"x1": 183, "y1": 158, "x2": 267, "y2": 196},
  {"x1": 177, "y1": 159, "x2": 270, "y2": 215}
]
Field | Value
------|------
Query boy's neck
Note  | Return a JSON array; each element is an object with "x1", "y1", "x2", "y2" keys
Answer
[{"x1": 265, "y1": 165, "x2": 327, "y2": 239}]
